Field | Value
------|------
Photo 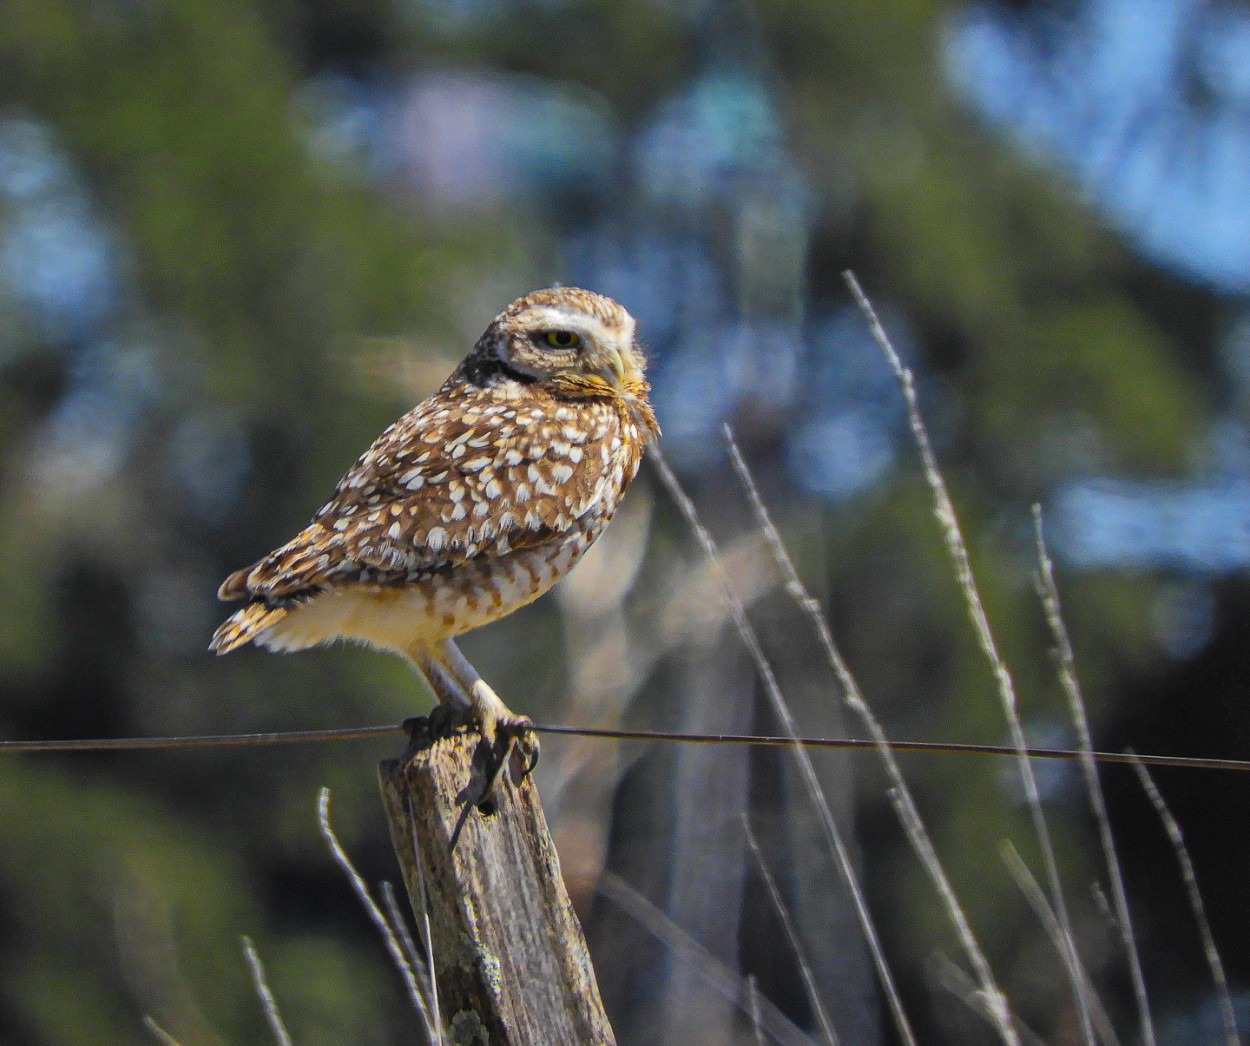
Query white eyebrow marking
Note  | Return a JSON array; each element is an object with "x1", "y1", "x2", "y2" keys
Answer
[{"x1": 518, "y1": 306, "x2": 624, "y2": 349}]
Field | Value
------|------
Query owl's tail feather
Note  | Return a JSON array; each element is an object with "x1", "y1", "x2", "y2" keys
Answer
[
  {"x1": 210, "y1": 601, "x2": 288, "y2": 655},
  {"x1": 217, "y1": 566, "x2": 253, "y2": 602}
]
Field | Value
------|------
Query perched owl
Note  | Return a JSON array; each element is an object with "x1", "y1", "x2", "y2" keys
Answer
[{"x1": 212, "y1": 288, "x2": 659, "y2": 788}]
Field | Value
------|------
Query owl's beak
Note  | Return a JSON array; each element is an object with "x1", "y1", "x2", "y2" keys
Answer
[{"x1": 602, "y1": 346, "x2": 626, "y2": 387}]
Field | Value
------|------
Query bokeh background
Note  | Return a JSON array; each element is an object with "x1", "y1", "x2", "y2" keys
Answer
[{"x1": 2, "y1": 0, "x2": 1249, "y2": 1042}]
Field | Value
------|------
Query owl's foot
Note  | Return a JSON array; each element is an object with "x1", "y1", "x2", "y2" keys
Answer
[
  {"x1": 505, "y1": 716, "x2": 541, "y2": 780},
  {"x1": 411, "y1": 640, "x2": 540, "y2": 849},
  {"x1": 467, "y1": 711, "x2": 538, "y2": 802},
  {"x1": 400, "y1": 714, "x2": 429, "y2": 746},
  {"x1": 483, "y1": 711, "x2": 540, "y2": 788},
  {"x1": 400, "y1": 702, "x2": 470, "y2": 748},
  {"x1": 447, "y1": 704, "x2": 539, "y2": 851},
  {"x1": 468, "y1": 680, "x2": 539, "y2": 780},
  {"x1": 427, "y1": 701, "x2": 465, "y2": 740},
  {"x1": 404, "y1": 686, "x2": 537, "y2": 776}
]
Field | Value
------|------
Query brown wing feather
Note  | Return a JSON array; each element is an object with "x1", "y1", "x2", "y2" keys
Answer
[{"x1": 212, "y1": 380, "x2": 627, "y2": 650}]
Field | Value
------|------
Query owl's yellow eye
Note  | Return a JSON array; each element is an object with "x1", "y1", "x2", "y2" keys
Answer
[{"x1": 544, "y1": 330, "x2": 581, "y2": 349}]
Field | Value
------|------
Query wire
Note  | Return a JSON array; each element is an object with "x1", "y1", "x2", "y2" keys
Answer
[
  {"x1": 535, "y1": 727, "x2": 1250, "y2": 772},
  {"x1": 0, "y1": 725, "x2": 404, "y2": 752},
  {"x1": 0, "y1": 722, "x2": 1246, "y2": 773}
]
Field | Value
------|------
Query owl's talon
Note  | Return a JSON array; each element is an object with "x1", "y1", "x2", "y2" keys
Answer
[
  {"x1": 445, "y1": 715, "x2": 538, "y2": 851},
  {"x1": 499, "y1": 715, "x2": 539, "y2": 786},
  {"x1": 477, "y1": 715, "x2": 535, "y2": 802},
  {"x1": 508, "y1": 721, "x2": 540, "y2": 781}
]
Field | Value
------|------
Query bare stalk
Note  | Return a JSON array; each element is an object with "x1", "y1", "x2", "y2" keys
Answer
[
  {"x1": 931, "y1": 956, "x2": 1047, "y2": 1046},
  {"x1": 316, "y1": 788, "x2": 439, "y2": 1042},
  {"x1": 598, "y1": 872, "x2": 815, "y2": 1046},
  {"x1": 651, "y1": 448, "x2": 916, "y2": 1046},
  {"x1": 1130, "y1": 759, "x2": 1240, "y2": 1046},
  {"x1": 748, "y1": 975, "x2": 769, "y2": 1046},
  {"x1": 999, "y1": 843, "x2": 1120, "y2": 1046},
  {"x1": 1032, "y1": 509, "x2": 1155, "y2": 1045},
  {"x1": 404, "y1": 793, "x2": 443, "y2": 1044},
  {"x1": 379, "y1": 881, "x2": 422, "y2": 977},
  {"x1": 241, "y1": 936, "x2": 294, "y2": 1046},
  {"x1": 742, "y1": 816, "x2": 840, "y2": 1046},
  {"x1": 142, "y1": 1017, "x2": 182, "y2": 1046},
  {"x1": 725, "y1": 428, "x2": 1018, "y2": 1045},
  {"x1": 845, "y1": 269, "x2": 1093, "y2": 1044},
  {"x1": 379, "y1": 882, "x2": 432, "y2": 1011}
]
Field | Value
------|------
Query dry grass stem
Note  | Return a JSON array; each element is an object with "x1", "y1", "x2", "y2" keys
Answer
[
  {"x1": 742, "y1": 816, "x2": 840, "y2": 1046},
  {"x1": 142, "y1": 1018, "x2": 182, "y2": 1046},
  {"x1": 316, "y1": 788, "x2": 439, "y2": 1041},
  {"x1": 748, "y1": 975, "x2": 769, "y2": 1046},
  {"x1": 725, "y1": 427, "x2": 1018, "y2": 1045},
  {"x1": 999, "y1": 843, "x2": 1121, "y2": 1046},
  {"x1": 142, "y1": 1017, "x2": 182, "y2": 1045},
  {"x1": 1130, "y1": 759, "x2": 1241, "y2": 1046},
  {"x1": 240, "y1": 936, "x2": 293, "y2": 1046},
  {"x1": 404, "y1": 794, "x2": 443, "y2": 1043},
  {"x1": 380, "y1": 882, "x2": 431, "y2": 1006},
  {"x1": 932, "y1": 956, "x2": 1048, "y2": 1046},
  {"x1": 379, "y1": 880, "x2": 422, "y2": 978},
  {"x1": 1032, "y1": 509, "x2": 1156, "y2": 1046},
  {"x1": 597, "y1": 872, "x2": 815, "y2": 1046},
  {"x1": 845, "y1": 269, "x2": 1094, "y2": 1044},
  {"x1": 651, "y1": 447, "x2": 917, "y2": 1046}
]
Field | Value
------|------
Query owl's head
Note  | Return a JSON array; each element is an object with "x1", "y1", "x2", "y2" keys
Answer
[{"x1": 473, "y1": 287, "x2": 648, "y2": 398}]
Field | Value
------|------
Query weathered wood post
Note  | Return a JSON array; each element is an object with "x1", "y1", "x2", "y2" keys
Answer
[{"x1": 378, "y1": 730, "x2": 615, "y2": 1045}]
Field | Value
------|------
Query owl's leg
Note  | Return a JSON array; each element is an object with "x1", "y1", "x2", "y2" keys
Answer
[
  {"x1": 437, "y1": 637, "x2": 540, "y2": 764},
  {"x1": 403, "y1": 638, "x2": 538, "y2": 838},
  {"x1": 434, "y1": 637, "x2": 540, "y2": 787},
  {"x1": 408, "y1": 649, "x2": 473, "y2": 739}
]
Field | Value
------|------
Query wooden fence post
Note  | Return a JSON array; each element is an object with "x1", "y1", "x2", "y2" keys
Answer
[{"x1": 378, "y1": 730, "x2": 615, "y2": 1045}]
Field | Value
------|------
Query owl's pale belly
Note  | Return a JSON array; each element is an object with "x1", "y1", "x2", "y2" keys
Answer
[{"x1": 256, "y1": 530, "x2": 595, "y2": 656}]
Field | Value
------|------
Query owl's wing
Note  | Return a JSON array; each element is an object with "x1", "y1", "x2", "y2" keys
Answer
[{"x1": 218, "y1": 391, "x2": 615, "y2": 606}]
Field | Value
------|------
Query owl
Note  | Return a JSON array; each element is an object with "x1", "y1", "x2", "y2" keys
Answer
[{"x1": 211, "y1": 288, "x2": 659, "y2": 792}]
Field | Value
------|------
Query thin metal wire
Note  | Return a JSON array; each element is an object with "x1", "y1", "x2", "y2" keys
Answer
[
  {"x1": 0, "y1": 724, "x2": 405, "y2": 751},
  {"x1": 0, "y1": 721, "x2": 1246, "y2": 773}
]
